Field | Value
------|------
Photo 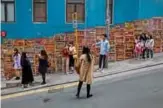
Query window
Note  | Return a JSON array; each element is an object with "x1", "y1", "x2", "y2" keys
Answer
[
  {"x1": 33, "y1": 0, "x2": 47, "y2": 22},
  {"x1": 66, "y1": 0, "x2": 85, "y2": 23},
  {"x1": 1, "y1": 0, "x2": 15, "y2": 22}
]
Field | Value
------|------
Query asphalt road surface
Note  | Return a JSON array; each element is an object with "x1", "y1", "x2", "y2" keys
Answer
[{"x1": 2, "y1": 65, "x2": 163, "y2": 108}]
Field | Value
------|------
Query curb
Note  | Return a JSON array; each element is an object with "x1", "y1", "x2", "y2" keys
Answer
[{"x1": 2, "y1": 62, "x2": 163, "y2": 97}]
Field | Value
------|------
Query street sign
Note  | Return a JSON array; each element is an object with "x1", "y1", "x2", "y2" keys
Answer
[
  {"x1": 1, "y1": 31, "x2": 7, "y2": 37},
  {"x1": 72, "y1": 12, "x2": 78, "y2": 29},
  {"x1": 73, "y1": 20, "x2": 78, "y2": 28}
]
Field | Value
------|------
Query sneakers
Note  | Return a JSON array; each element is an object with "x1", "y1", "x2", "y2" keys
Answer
[
  {"x1": 96, "y1": 68, "x2": 104, "y2": 73},
  {"x1": 100, "y1": 69, "x2": 104, "y2": 73},
  {"x1": 96, "y1": 68, "x2": 101, "y2": 72}
]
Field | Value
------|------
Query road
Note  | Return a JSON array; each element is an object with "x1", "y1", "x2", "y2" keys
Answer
[{"x1": 1, "y1": 65, "x2": 163, "y2": 108}]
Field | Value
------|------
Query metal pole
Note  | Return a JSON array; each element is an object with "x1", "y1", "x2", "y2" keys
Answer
[
  {"x1": 105, "y1": 0, "x2": 110, "y2": 68},
  {"x1": 106, "y1": 0, "x2": 110, "y2": 39},
  {"x1": 75, "y1": 28, "x2": 78, "y2": 58}
]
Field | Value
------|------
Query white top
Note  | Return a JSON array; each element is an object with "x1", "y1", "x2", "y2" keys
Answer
[
  {"x1": 145, "y1": 39, "x2": 154, "y2": 49},
  {"x1": 69, "y1": 46, "x2": 76, "y2": 55},
  {"x1": 13, "y1": 53, "x2": 21, "y2": 69}
]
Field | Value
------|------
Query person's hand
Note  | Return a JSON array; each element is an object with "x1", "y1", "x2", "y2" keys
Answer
[
  {"x1": 105, "y1": 53, "x2": 109, "y2": 56},
  {"x1": 92, "y1": 44, "x2": 95, "y2": 47}
]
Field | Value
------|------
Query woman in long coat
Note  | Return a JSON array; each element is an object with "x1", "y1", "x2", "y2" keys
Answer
[
  {"x1": 21, "y1": 52, "x2": 34, "y2": 88},
  {"x1": 76, "y1": 47, "x2": 94, "y2": 98}
]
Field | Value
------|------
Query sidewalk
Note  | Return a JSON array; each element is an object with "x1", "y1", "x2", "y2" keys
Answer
[{"x1": 1, "y1": 53, "x2": 163, "y2": 95}]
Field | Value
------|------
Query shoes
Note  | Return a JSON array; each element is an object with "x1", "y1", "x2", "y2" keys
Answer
[
  {"x1": 23, "y1": 85, "x2": 28, "y2": 88},
  {"x1": 15, "y1": 77, "x2": 20, "y2": 80},
  {"x1": 100, "y1": 69, "x2": 104, "y2": 73},
  {"x1": 41, "y1": 82, "x2": 46, "y2": 85},
  {"x1": 96, "y1": 68, "x2": 101, "y2": 72},
  {"x1": 87, "y1": 94, "x2": 93, "y2": 98},
  {"x1": 29, "y1": 83, "x2": 33, "y2": 86},
  {"x1": 76, "y1": 94, "x2": 80, "y2": 98}
]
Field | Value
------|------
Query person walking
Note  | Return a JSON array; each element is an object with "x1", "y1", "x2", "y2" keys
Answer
[
  {"x1": 38, "y1": 50, "x2": 49, "y2": 85},
  {"x1": 62, "y1": 44, "x2": 69, "y2": 74},
  {"x1": 21, "y1": 52, "x2": 34, "y2": 88},
  {"x1": 76, "y1": 47, "x2": 94, "y2": 98},
  {"x1": 95, "y1": 34, "x2": 109, "y2": 72},
  {"x1": 13, "y1": 48, "x2": 21, "y2": 80}
]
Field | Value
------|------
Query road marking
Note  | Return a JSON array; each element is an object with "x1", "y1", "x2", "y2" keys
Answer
[{"x1": 1, "y1": 82, "x2": 78, "y2": 100}]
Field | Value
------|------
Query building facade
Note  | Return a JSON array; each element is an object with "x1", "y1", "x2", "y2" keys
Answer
[{"x1": 1, "y1": 0, "x2": 163, "y2": 39}]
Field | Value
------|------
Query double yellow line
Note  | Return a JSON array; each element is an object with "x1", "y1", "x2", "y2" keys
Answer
[{"x1": 1, "y1": 82, "x2": 78, "y2": 100}]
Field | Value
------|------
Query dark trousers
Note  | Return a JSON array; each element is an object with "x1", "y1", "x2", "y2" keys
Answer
[
  {"x1": 76, "y1": 81, "x2": 91, "y2": 97},
  {"x1": 99, "y1": 55, "x2": 106, "y2": 69},
  {"x1": 69, "y1": 55, "x2": 74, "y2": 67},
  {"x1": 142, "y1": 48, "x2": 148, "y2": 59},
  {"x1": 147, "y1": 49, "x2": 154, "y2": 58},
  {"x1": 41, "y1": 72, "x2": 46, "y2": 83}
]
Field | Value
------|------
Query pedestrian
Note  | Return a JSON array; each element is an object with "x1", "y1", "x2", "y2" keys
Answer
[
  {"x1": 140, "y1": 33, "x2": 147, "y2": 59},
  {"x1": 94, "y1": 34, "x2": 109, "y2": 72},
  {"x1": 76, "y1": 47, "x2": 94, "y2": 98},
  {"x1": 21, "y1": 52, "x2": 34, "y2": 88},
  {"x1": 147, "y1": 35, "x2": 154, "y2": 58},
  {"x1": 68, "y1": 42, "x2": 77, "y2": 74},
  {"x1": 134, "y1": 35, "x2": 140, "y2": 59},
  {"x1": 13, "y1": 48, "x2": 21, "y2": 80},
  {"x1": 62, "y1": 43, "x2": 69, "y2": 74},
  {"x1": 38, "y1": 50, "x2": 49, "y2": 85}
]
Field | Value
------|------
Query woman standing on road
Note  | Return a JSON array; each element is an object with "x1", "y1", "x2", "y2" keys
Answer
[
  {"x1": 21, "y1": 52, "x2": 34, "y2": 88},
  {"x1": 76, "y1": 47, "x2": 94, "y2": 98},
  {"x1": 13, "y1": 48, "x2": 21, "y2": 80},
  {"x1": 38, "y1": 50, "x2": 49, "y2": 85}
]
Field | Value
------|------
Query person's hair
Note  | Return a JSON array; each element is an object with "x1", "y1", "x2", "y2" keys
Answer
[
  {"x1": 69, "y1": 42, "x2": 74, "y2": 45},
  {"x1": 135, "y1": 35, "x2": 139, "y2": 40},
  {"x1": 82, "y1": 46, "x2": 91, "y2": 63},
  {"x1": 14, "y1": 48, "x2": 19, "y2": 56},
  {"x1": 21, "y1": 52, "x2": 27, "y2": 66},
  {"x1": 40, "y1": 50, "x2": 48, "y2": 60},
  {"x1": 21, "y1": 52, "x2": 27, "y2": 59},
  {"x1": 65, "y1": 43, "x2": 69, "y2": 47},
  {"x1": 103, "y1": 34, "x2": 107, "y2": 38},
  {"x1": 149, "y1": 35, "x2": 153, "y2": 39}
]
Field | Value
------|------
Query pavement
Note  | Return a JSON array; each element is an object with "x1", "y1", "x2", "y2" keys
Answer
[
  {"x1": 1, "y1": 62, "x2": 163, "y2": 108},
  {"x1": 1, "y1": 53, "x2": 163, "y2": 96}
]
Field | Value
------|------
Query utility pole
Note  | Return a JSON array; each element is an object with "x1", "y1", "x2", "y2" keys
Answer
[{"x1": 105, "y1": 0, "x2": 110, "y2": 68}]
